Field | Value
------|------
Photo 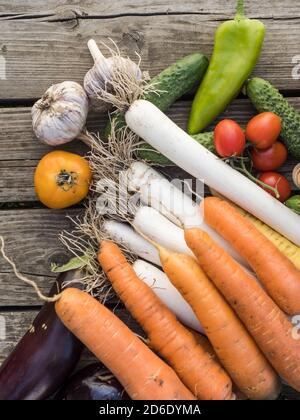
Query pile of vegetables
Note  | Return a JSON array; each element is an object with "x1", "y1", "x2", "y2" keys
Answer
[{"x1": 1, "y1": 0, "x2": 300, "y2": 401}]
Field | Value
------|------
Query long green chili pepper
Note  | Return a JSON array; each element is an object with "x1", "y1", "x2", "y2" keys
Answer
[{"x1": 188, "y1": 0, "x2": 265, "y2": 134}]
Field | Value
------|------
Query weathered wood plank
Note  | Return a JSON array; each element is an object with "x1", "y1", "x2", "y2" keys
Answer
[
  {"x1": 0, "y1": 209, "x2": 77, "y2": 305},
  {"x1": 0, "y1": 14, "x2": 299, "y2": 100},
  {"x1": 1, "y1": 98, "x2": 299, "y2": 203},
  {"x1": 0, "y1": 0, "x2": 300, "y2": 19},
  {"x1": 0, "y1": 309, "x2": 143, "y2": 366},
  {"x1": 0, "y1": 311, "x2": 35, "y2": 366}
]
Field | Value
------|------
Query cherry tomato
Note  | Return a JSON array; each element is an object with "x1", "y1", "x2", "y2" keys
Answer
[
  {"x1": 251, "y1": 142, "x2": 288, "y2": 171},
  {"x1": 246, "y1": 112, "x2": 281, "y2": 149},
  {"x1": 214, "y1": 119, "x2": 246, "y2": 157},
  {"x1": 258, "y1": 172, "x2": 291, "y2": 202}
]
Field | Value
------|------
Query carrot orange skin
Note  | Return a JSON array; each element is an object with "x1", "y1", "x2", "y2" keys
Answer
[
  {"x1": 55, "y1": 288, "x2": 195, "y2": 401},
  {"x1": 185, "y1": 228, "x2": 300, "y2": 393},
  {"x1": 98, "y1": 241, "x2": 233, "y2": 400},
  {"x1": 203, "y1": 196, "x2": 300, "y2": 315},
  {"x1": 159, "y1": 247, "x2": 279, "y2": 400}
]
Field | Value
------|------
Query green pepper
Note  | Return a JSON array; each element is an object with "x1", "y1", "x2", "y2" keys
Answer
[{"x1": 188, "y1": 0, "x2": 265, "y2": 135}]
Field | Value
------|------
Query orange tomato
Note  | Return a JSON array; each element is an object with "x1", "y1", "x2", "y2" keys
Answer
[{"x1": 34, "y1": 150, "x2": 92, "y2": 209}]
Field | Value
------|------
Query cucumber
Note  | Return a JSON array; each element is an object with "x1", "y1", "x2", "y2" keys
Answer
[
  {"x1": 285, "y1": 195, "x2": 300, "y2": 215},
  {"x1": 137, "y1": 132, "x2": 215, "y2": 165},
  {"x1": 247, "y1": 77, "x2": 300, "y2": 159},
  {"x1": 104, "y1": 53, "x2": 209, "y2": 139},
  {"x1": 144, "y1": 53, "x2": 209, "y2": 110}
]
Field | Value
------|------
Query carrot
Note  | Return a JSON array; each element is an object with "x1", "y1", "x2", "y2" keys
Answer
[
  {"x1": 55, "y1": 288, "x2": 195, "y2": 400},
  {"x1": 189, "y1": 330, "x2": 252, "y2": 401},
  {"x1": 98, "y1": 241, "x2": 233, "y2": 400},
  {"x1": 155, "y1": 245, "x2": 278, "y2": 400},
  {"x1": 185, "y1": 228, "x2": 300, "y2": 393},
  {"x1": 189, "y1": 327, "x2": 249, "y2": 400},
  {"x1": 203, "y1": 196, "x2": 300, "y2": 315},
  {"x1": 210, "y1": 189, "x2": 300, "y2": 271},
  {"x1": 188, "y1": 329, "x2": 217, "y2": 360}
]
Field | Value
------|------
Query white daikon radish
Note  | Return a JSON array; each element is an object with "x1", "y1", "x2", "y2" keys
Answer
[
  {"x1": 126, "y1": 161, "x2": 201, "y2": 227},
  {"x1": 133, "y1": 206, "x2": 195, "y2": 257},
  {"x1": 128, "y1": 165, "x2": 249, "y2": 266},
  {"x1": 103, "y1": 220, "x2": 160, "y2": 266},
  {"x1": 125, "y1": 100, "x2": 300, "y2": 246},
  {"x1": 126, "y1": 161, "x2": 165, "y2": 192},
  {"x1": 133, "y1": 206, "x2": 263, "y2": 285},
  {"x1": 134, "y1": 209, "x2": 264, "y2": 301},
  {"x1": 133, "y1": 259, "x2": 204, "y2": 334}
]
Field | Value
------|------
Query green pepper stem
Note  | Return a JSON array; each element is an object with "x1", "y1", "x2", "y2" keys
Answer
[{"x1": 236, "y1": 0, "x2": 245, "y2": 18}]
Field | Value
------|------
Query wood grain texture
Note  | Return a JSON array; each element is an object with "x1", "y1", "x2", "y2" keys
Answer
[
  {"x1": 0, "y1": 13, "x2": 300, "y2": 100},
  {"x1": 1, "y1": 98, "x2": 299, "y2": 202},
  {"x1": 0, "y1": 209, "x2": 78, "y2": 305},
  {"x1": 0, "y1": 0, "x2": 300, "y2": 19}
]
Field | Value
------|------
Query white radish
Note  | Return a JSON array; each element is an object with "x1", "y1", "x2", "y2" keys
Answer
[
  {"x1": 133, "y1": 259, "x2": 204, "y2": 334},
  {"x1": 134, "y1": 206, "x2": 195, "y2": 257},
  {"x1": 126, "y1": 161, "x2": 200, "y2": 227},
  {"x1": 103, "y1": 220, "x2": 160, "y2": 266},
  {"x1": 128, "y1": 165, "x2": 249, "y2": 266},
  {"x1": 125, "y1": 100, "x2": 300, "y2": 246},
  {"x1": 133, "y1": 206, "x2": 262, "y2": 285},
  {"x1": 126, "y1": 161, "x2": 166, "y2": 192}
]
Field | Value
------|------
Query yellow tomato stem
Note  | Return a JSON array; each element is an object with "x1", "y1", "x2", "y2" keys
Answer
[{"x1": 56, "y1": 170, "x2": 78, "y2": 191}]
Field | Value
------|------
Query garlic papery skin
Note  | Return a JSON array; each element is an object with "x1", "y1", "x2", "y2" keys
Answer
[
  {"x1": 84, "y1": 39, "x2": 143, "y2": 109},
  {"x1": 32, "y1": 81, "x2": 89, "y2": 146},
  {"x1": 293, "y1": 163, "x2": 300, "y2": 189}
]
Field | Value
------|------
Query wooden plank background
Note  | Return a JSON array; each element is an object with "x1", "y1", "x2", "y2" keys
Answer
[
  {"x1": 0, "y1": 15, "x2": 300, "y2": 100},
  {"x1": 0, "y1": 0, "x2": 299, "y2": 398}
]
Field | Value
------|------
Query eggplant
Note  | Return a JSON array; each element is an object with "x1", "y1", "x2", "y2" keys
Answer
[
  {"x1": 59, "y1": 363, "x2": 129, "y2": 400},
  {"x1": 0, "y1": 270, "x2": 84, "y2": 400}
]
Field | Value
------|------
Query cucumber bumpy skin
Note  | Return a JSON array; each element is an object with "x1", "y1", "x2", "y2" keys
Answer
[
  {"x1": 138, "y1": 132, "x2": 215, "y2": 165},
  {"x1": 247, "y1": 77, "x2": 300, "y2": 159}
]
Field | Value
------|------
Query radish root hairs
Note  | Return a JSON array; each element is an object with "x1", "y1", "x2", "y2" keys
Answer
[
  {"x1": 0, "y1": 236, "x2": 61, "y2": 303},
  {"x1": 88, "y1": 124, "x2": 136, "y2": 186},
  {"x1": 87, "y1": 124, "x2": 141, "y2": 219},
  {"x1": 59, "y1": 200, "x2": 140, "y2": 299}
]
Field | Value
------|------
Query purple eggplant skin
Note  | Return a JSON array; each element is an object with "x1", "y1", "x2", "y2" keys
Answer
[
  {"x1": 59, "y1": 363, "x2": 130, "y2": 400},
  {"x1": 0, "y1": 270, "x2": 84, "y2": 400}
]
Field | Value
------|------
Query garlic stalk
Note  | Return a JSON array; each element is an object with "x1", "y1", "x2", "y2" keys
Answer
[
  {"x1": 32, "y1": 81, "x2": 89, "y2": 146},
  {"x1": 84, "y1": 39, "x2": 144, "y2": 111}
]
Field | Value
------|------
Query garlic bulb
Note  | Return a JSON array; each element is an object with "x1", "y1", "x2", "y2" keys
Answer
[
  {"x1": 84, "y1": 39, "x2": 142, "y2": 108},
  {"x1": 32, "y1": 81, "x2": 89, "y2": 146},
  {"x1": 293, "y1": 163, "x2": 300, "y2": 189}
]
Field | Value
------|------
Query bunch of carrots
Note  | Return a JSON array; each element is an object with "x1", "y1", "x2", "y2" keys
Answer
[{"x1": 54, "y1": 197, "x2": 300, "y2": 400}]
